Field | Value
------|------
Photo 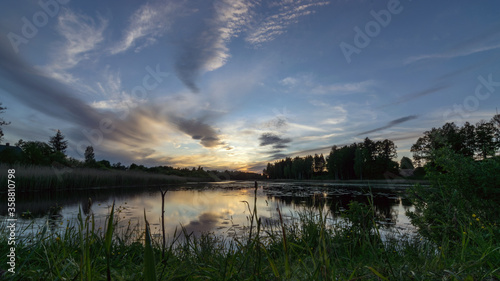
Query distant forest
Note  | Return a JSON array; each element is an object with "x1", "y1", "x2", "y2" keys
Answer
[{"x1": 264, "y1": 114, "x2": 500, "y2": 180}]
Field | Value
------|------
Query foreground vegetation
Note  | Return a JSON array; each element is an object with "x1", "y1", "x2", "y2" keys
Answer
[{"x1": 2, "y1": 149, "x2": 499, "y2": 280}]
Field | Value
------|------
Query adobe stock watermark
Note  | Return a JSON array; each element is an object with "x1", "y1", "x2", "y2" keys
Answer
[
  {"x1": 7, "y1": 0, "x2": 69, "y2": 54},
  {"x1": 443, "y1": 74, "x2": 500, "y2": 123},
  {"x1": 339, "y1": 0, "x2": 410, "y2": 64}
]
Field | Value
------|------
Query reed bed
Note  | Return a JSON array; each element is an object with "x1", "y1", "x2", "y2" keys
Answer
[
  {"x1": 0, "y1": 164, "x2": 186, "y2": 191},
  {"x1": 1, "y1": 187, "x2": 498, "y2": 281}
]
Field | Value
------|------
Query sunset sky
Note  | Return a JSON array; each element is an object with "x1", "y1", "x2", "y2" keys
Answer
[{"x1": 1, "y1": 0, "x2": 499, "y2": 172}]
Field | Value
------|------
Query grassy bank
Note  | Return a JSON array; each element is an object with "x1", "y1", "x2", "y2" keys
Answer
[
  {"x1": 0, "y1": 164, "x2": 190, "y2": 191},
  {"x1": 1, "y1": 193, "x2": 498, "y2": 280}
]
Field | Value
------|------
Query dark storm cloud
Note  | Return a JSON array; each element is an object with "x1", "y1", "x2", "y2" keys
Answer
[
  {"x1": 171, "y1": 117, "x2": 223, "y2": 147},
  {"x1": 171, "y1": 117, "x2": 224, "y2": 147},
  {"x1": 357, "y1": 115, "x2": 418, "y2": 136},
  {"x1": 259, "y1": 132, "x2": 291, "y2": 149}
]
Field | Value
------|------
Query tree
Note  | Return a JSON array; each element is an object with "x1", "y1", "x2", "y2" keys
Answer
[
  {"x1": 459, "y1": 122, "x2": 476, "y2": 157},
  {"x1": 0, "y1": 103, "x2": 10, "y2": 142},
  {"x1": 475, "y1": 120, "x2": 498, "y2": 159},
  {"x1": 377, "y1": 139, "x2": 397, "y2": 160},
  {"x1": 354, "y1": 147, "x2": 364, "y2": 180},
  {"x1": 327, "y1": 145, "x2": 340, "y2": 180},
  {"x1": 49, "y1": 130, "x2": 68, "y2": 154},
  {"x1": 313, "y1": 153, "x2": 325, "y2": 173},
  {"x1": 84, "y1": 146, "x2": 95, "y2": 164},
  {"x1": 18, "y1": 141, "x2": 53, "y2": 165},
  {"x1": 112, "y1": 162, "x2": 126, "y2": 170},
  {"x1": 492, "y1": 114, "x2": 500, "y2": 128},
  {"x1": 400, "y1": 156, "x2": 414, "y2": 169}
]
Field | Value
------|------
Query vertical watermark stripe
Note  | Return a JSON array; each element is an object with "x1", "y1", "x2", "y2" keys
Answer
[{"x1": 6, "y1": 168, "x2": 17, "y2": 274}]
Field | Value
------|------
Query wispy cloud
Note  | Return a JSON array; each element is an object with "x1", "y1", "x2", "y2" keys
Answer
[
  {"x1": 405, "y1": 43, "x2": 500, "y2": 64},
  {"x1": 405, "y1": 26, "x2": 500, "y2": 64},
  {"x1": 174, "y1": 0, "x2": 330, "y2": 92},
  {"x1": 174, "y1": 0, "x2": 254, "y2": 92},
  {"x1": 378, "y1": 84, "x2": 449, "y2": 108},
  {"x1": 311, "y1": 80, "x2": 375, "y2": 95},
  {"x1": 357, "y1": 115, "x2": 418, "y2": 136},
  {"x1": 39, "y1": 8, "x2": 107, "y2": 94},
  {"x1": 109, "y1": 1, "x2": 181, "y2": 55},
  {"x1": 245, "y1": 0, "x2": 329, "y2": 46},
  {"x1": 47, "y1": 9, "x2": 107, "y2": 72}
]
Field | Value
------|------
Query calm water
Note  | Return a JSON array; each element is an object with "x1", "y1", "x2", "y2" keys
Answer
[{"x1": 0, "y1": 181, "x2": 416, "y2": 241}]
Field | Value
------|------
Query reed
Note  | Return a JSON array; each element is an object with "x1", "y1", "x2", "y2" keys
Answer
[{"x1": 0, "y1": 164, "x2": 186, "y2": 191}]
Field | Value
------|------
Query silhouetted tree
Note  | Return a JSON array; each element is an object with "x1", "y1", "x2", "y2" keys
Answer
[
  {"x1": 84, "y1": 146, "x2": 95, "y2": 164},
  {"x1": 112, "y1": 162, "x2": 127, "y2": 170},
  {"x1": 97, "y1": 159, "x2": 111, "y2": 169},
  {"x1": 313, "y1": 153, "x2": 326, "y2": 173},
  {"x1": 475, "y1": 120, "x2": 497, "y2": 159},
  {"x1": 49, "y1": 130, "x2": 68, "y2": 154},
  {"x1": 411, "y1": 115, "x2": 500, "y2": 164},
  {"x1": 400, "y1": 156, "x2": 414, "y2": 169},
  {"x1": 18, "y1": 141, "x2": 53, "y2": 165}
]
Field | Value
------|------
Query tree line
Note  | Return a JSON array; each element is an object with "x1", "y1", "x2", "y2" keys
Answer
[
  {"x1": 411, "y1": 115, "x2": 500, "y2": 165},
  {"x1": 265, "y1": 114, "x2": 500, "y2": 180},
  {"x1": 263, "y1": 154, "x2": 326, "y2": 180},
  {"x1": 263, "y1": 138, "x2": 399, "y2": 180}
]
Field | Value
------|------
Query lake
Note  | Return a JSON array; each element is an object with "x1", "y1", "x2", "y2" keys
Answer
[{"x1": 0, "y1": 181, "x2": 417, "y2": 242}]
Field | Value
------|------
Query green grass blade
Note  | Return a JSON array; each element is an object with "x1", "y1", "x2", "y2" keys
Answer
[
  {"x1": 105, "y1": 201, "x2": 115, "y2": 281},
  {"x1": 366, "y1": 266, "x2": 389, "y2": 281},
  {"x1": 144, "y1": 209, "x2": 157, "y2": 281},
  {"x1": 105, "y1": 201, "x2": 115, "y2": 253}
]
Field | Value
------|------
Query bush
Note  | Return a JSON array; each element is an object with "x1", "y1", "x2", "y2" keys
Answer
[{"x1": 407, "y1": 148, "x2": 500, "y2": 244}]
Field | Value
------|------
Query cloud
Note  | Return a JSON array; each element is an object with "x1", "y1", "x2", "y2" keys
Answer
[
  {"x1": 109, "y1": 1, "x2": 181, "y2": 55},
  {"x1": 357, "y1": 115, "x2": 418, "y2": 136},
  {"x1": 311, "y1": 80, "x2": 375, "y2": 95},
  {"x1": 279, "y1": 77, "x2": 298, "y2": 87},
  {"x1": 31, "y1": 8, "x2": 108, "y2": 97},
  {"x1": 263, "y1": 116, "x2": 288, "y2": 132},
  {"x1": 174, "y1": 0, "x2": 330, "y2": 92},
  {"x1": 173, "y1": 0, "x2": 254, "y2": 92},
  {"x1": 270, "y1": 153, "x2": 288, "y2": 160},
  {"x1": 0, "y1": 39, "x2": 225, "y2": 160},
  {"x1": 406, "y1": 43, "x2": 500, "y2": 64},
  {"x1": 43, "y1": 9, "x2": 107, "y2": 84},
  {"x1": 379, "y1": 85, "x2": 449, "y2": 108},
  {"x1": 405, "y1": 26, "x2": 500, "y2": 64},
  {"x1": 245, "y1": 0, "x2": 330, "y2": 46},
  {"x1": 259, "y1": 132, "x2": 291, "y2": 149}
]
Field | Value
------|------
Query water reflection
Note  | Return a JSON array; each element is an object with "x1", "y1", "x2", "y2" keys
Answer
[{"x1": 0, "y1": 181, "x2": 415, "y2": 240}]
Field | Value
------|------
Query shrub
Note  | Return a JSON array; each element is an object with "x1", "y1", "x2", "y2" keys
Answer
[{"x1": 407, "y1": 148, "x2": 500, "y2": 244}]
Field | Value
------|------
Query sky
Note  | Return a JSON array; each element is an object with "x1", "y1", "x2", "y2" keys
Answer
[{"x1": 0, "y1": 0, "x2": 499, "y2": 172}]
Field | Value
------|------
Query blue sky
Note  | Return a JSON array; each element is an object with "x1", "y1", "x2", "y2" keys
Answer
[{"x1": 1, "y1": 0, "x2": 499, "y2": 172}]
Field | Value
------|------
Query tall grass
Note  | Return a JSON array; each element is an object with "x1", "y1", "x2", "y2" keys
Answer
[
  {"x1": 0, "y1": 164, "x2": 186, "y2": 191},
  {"x1": 1, "y1": 187, "x2": 498, "y2": 280}
]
